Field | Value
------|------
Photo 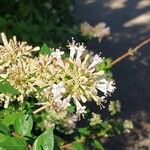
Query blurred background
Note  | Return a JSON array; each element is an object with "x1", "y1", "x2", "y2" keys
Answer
[
  {"x1": 74, "y1": 0, "x2": 150, "y2": 149},
  {"x1": 0, "y1": 0, "x2": 150, "y2": 149}
]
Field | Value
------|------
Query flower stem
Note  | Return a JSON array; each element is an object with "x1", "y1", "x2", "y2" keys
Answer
[
  {"x1": 61, "y1": 143, "x2": 72, "y2": 149},
  {"x1": 28, "y1": 144, "x2": 32, "y2": 150},
  {"x1": 111, "y1": 38, "x2": 150, "y2": 66},
  {"x1": 33, "y1": 102, "x2": 51, "y2": 114}
]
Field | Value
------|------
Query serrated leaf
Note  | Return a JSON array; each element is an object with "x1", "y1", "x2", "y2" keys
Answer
[
  {"x1": 14, "y1": 113, "x2": 33, "y2": 137},
  {"x1": 33, "y1": 128, "x2": 54, "y2": 150},
  {"x1": 92, "y1": 140, "x2": 104, "y2": 150},
  {"x1": 39, "y1": 43, "x2": 52, "y2": 55},
  {"x1": 0, "y1": 81, "x2": 19, "y2": 95},
  {"x1": 0, "y1": 137, "x2": 27, "y2": 150},
  {"x1": 72, "y1": 142, "x2": 84, "y2": 150},
  {"x1": 0, "y1": 123, "x2": 10, "y2": 135},
  {"x1": 78, "y1": 127, "x2": 90, "y2": 136}
]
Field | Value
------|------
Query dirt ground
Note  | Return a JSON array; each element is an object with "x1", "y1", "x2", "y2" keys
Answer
[{"x1": 74, "y1": 0, "x2": 150, "y2": 149}]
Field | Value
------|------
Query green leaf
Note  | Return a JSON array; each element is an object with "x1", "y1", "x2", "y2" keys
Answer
[
  {"x1": 39, "y1": 43, "x2": 52, "y2": 55},
  {"x1": 2, "y1": 111, "x2": 20, "y2": 127},
  {"x1": 33, "y1": 128, "x2": 54, "y2": 150},
  {"x1": 14, "y1": 113, "x2": 33, "y2": 137},
  {"x1": 67, "y1": 105, "x2": 75, "y2": 113},
  {"x1": 0, "y1": 133, "x2": 10, "y2": 143},
  {"x1": 78, "y1": 127, "x2": 90, "y2": 136},
  {"x1": 0, "y1": 81, "x2": 19, "y2": 95},
  {"x1": 96, "y1": 58, "x2": 112, "y2": 71},
  {"x1": 72, "y1": 142, "x2": 84, "y2": 150},
  {"x1": 91, "y1": 140, "x2": 104, "y2": 150},
  {"x1": 0, "y1": 137, "x2": 27, "y2": 150},
  {"x1": 54, "y1": 136, "x2": 62, "y2": 150},
  {"x1": 0, "y1": 123, "x2": 10, "y2": 135},
  {"x1": 0, "y1": 147, "x2": 6, "y2": 150}
]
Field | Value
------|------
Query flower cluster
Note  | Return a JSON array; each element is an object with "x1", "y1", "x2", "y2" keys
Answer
[
  {"x1": 90, "y1": 113, "x2": 102, "y2": 126},
  {"x1": 80, "y1": 22, "x2": 110, "y2": 42},
  {"x1": 108, "y1": 100, "x2": 121, "y2": 115},
  {"x1": 123, "y1": 120, "x2": 134, "y2": 133},
  {"x1": 0, "y1": 33, "x2": 116, "y2": 124}
]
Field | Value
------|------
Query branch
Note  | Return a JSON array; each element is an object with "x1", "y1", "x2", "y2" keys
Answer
[
  {"x1": 33, "y1": 102, "x2": 51, "y2": 114},
  {"x1": 61, "y1": 143, "x2": 72, "y2": 149},
  {"x1": 111, "y1": 38, "x2": 150, "y2": 66},
  {"x1": 28, "y1": 144, "x2": 32, "y2": 150}
]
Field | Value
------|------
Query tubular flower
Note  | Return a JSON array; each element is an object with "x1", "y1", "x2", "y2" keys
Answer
[
  {"x1": 0, "y1": 33, "x2": 116, "y2": 118},
  {"x1": 0, "y1": 33, "x2": 40, "y2": 70}
]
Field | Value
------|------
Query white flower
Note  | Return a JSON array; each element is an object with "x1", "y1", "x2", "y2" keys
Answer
[
  {"x1": 88, "y1": 54, "x2": 103, "y2": 69},
  {"x1": 80, "y1": 22, "x2": 92, "y2": 36},
  {"x1": 93, "y1": 22, "x2": 110, "y2": 42},
  {"x1": 68, "y1": 38, "x2": 77, "y2": 59},
  {"x1": 76, "y1": 43, "x2": 86, "y2": 60},
  {"x1": 80, "y1": 95, "x2": 87, "y2": 103},
  {"x1": 96, "y1": 79, "x2": 116, "y2": 96},
  {"x1": 60, "y1": 95, "x2": 71, "y2": 109},
  {"x1": 51, "y1": 82, "x2": 66, "y2": 98},
  {"x1": 51, "y1": 49, "x2": 64, "y2": 59},
  {"x1": 4, "y1": 99, "x2": 10, "y2": 108},
  {"x1": 74, "y1": 98, "x2": 86, "y2": 115}
]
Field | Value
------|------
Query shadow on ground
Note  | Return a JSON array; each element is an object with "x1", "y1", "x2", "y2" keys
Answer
[{"x1": 74, "y1": 0, "x2": 150, "y2": 149}]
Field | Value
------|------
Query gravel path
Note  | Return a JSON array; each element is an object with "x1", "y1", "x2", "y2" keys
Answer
[{"x1": 74, "y1": 0, "x2": 150, "y2": 149}]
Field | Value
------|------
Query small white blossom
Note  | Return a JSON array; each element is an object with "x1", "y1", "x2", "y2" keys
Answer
[
  {"x1": 4, "y1": 99, "x2": 10, "y2": 108},
  {"x1": 51, "y1": 82, "x2": 66, "y2": 98},
  {"x1": 51, "y1": 49, "x2": 64, "y2": 59},
  {"x1": 88, "y1": 54, "x2": 103, "y2": 69},
  {"x1": 96, "y1": 79, "x2": 116, "y2": 96},
  {"x1": 76, "y1": 43, "x2": 86, "y2": 60},
  {"x1": 80, "y1": 95, "x2": 87, "y2": 103},
  {"x1": 60, "y1": 95, "x2": 71, "y2": 109},
  {"x1": 74, "y1": 98, "x2": 86, "y2": 116},
  {"x1": 68, "y1": 39, "x2": 77, "y2": 59},
  {"x1": 123, "y1": 120, "x2": 134, "y2": 133}
]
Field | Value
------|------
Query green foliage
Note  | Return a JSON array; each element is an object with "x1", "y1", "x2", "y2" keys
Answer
[
  {"x1": 33, "y1": 128, "x2": 54, "y2": 150},
  {"x1": 96, "y1": 58, "x2": 112, "y2": 71},
  {"x1": 0, "y1": 137, "x2": 27, "y2": 150},
  {"x1": 0, "y1": 0, "x2": 80, "y2": 47},
  {"x1": 0, "y1": 80, "x2": 19, "y2": 95},
  {"x1": 72, "y1": 142, "x2": 84, "y2": 150},
  {"x1": 67, "y1": 105, "x2": 76, "y2": 113},
  {"x1": 0, "y1": 123, "x2": 10, "y2": 135},
  {"x1": 78, "y1": 127, "x2": 90, "y2": 136},
  {"x1": 14, "y1": 113, "x2": 33, "y2": 137},
  {"x1": 1, "y1": 110, "x2": 20, "y2": 127},
  {"x1": 0, "y1": 1, "x2": 133, "y2": 149},
  {"x1": 92, "y1": 140, "x2": 104, "y2": 150},
  {"x1": 39, "y1": 43, "x2": 52, "y2": 55}
]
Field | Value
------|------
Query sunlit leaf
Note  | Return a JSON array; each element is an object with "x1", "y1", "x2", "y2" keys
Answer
[
  {"x1": 0, "y1": 137, "x2": 27, "y2": 150},
  {"x1": 39, "y1": 43, "x2": 52, "y2": 55},
  {"x1": 14, "y1": 113, "x2": 33, "y2": 137},
  {"x1": 33, "y1": 128, "x2": 54, "y2": 150}
]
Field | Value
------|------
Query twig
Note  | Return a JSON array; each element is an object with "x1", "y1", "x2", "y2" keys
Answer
[
  {"x1": 28, "y1": 144, "x2": 32, "y2": 150},
  {"x1": 61, "y1": 143, "x2": 72, "y2": 149},
  {"x1": 12, "y1": 132, "x2": 20, "y2": 138},
  {"x1": 111, "y1": 38, "x2": 150, "y2": 66},
  {"x1": 33, "y1": 102, "x2": 51, "y2": 114}
]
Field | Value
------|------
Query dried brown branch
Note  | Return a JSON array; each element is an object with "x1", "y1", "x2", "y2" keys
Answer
[{"x1": 111, "y1": 38, "x2": 150, "y2": 66}]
